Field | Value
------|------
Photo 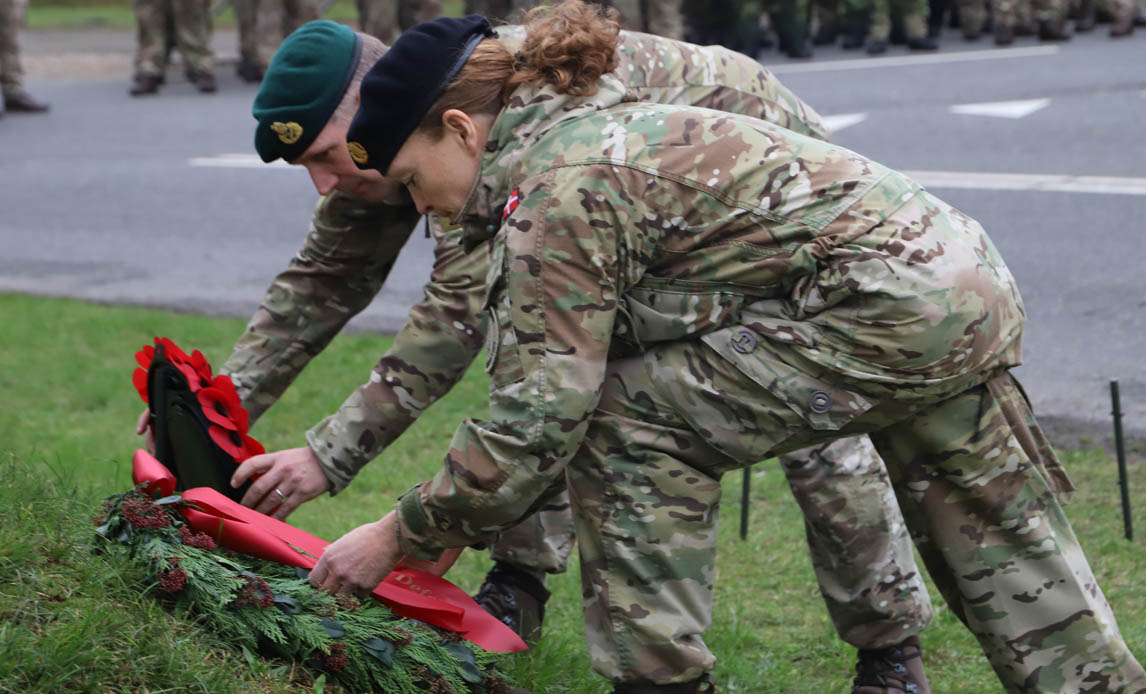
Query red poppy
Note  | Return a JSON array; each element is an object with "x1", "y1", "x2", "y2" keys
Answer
[
  {"x1": 209, "y1": 425, "x2": 265, "y2": 463},
  {"x1": 135, "y1": 345, "x2": 155, "y2": 369},
  {"x1": 154, "y1": 337, "x2": 189, "y2": 365},
  {"x1": 133, "y1": 367, "x2": 149, "y2": 404},
  {"x1": 187, "y1": 350, "x2": 214, "y2": 387},
  {"x1": 197, "y1": 376, "x2": 249, "y2": 434}
]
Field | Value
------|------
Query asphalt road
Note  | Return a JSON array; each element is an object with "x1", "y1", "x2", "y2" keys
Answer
[{"x1": 2, "y1": 28, "x2": 1144, "y2": 440}]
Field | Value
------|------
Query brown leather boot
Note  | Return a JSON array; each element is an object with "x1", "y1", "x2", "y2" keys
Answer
[
  {"x1": 613, "y1": 674, "x2": 716, "y2": 693},
  {"x1": 129, "y1": 73, "x2": 163, "y2": 96},
  {"x1": 852, "y1": 635, "x2": 932, "y2": 694}
]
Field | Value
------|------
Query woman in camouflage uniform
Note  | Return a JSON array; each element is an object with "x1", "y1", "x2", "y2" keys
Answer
[{"x1": 308, "y1": 3, "x2": 1146, "y2": 692}]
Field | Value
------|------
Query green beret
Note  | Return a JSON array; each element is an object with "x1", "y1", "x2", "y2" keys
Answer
[{"x1": 252, "y1": 20, "x2": 362, "y2": 163}]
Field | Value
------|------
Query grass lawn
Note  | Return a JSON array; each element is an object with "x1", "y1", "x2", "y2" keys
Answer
[
  {"x1": 1, "y1": 292, "x2": 1143, "y2": 693},
  {"x1": 25, "y1": 0, "x2": 464, "y2": 30}
]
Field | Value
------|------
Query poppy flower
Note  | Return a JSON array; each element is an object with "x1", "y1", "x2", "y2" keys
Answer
[
  {"x1": 135, "y1": 344, "x2": 155, "y2": 370},
  {"x1": 186, "y1": 350, "x2": 214, "y2": 387},
  {"x1": 209, "y1": 425, "x2": 265, "y2": 463},
  {"x1": 197, "y1": 376, "x2": 249, "y2": 434},
  {"x1": 154, "y1": 337, "x2": 189, "y2": 365},
  {"x1": 133, "y1": 367, "x2": 149, "y2": 403}
]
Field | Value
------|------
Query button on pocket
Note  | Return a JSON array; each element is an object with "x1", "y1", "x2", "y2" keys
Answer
[
  {"x1": 809, "y1": 391, "x2": 832, "y2": 414},
  {"x1": 731, "y1": 329, "x2": 758, "y2": 354}
]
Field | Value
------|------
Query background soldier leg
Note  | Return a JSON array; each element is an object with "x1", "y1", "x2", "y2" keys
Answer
[
  {"x1": 233, "y1": 0, "x2": 264, "y2": 80},
  {"x1": 780, "y1": 436, "x2": 933, "y2": 651},
  {"x1": 131, "y1": 0, "x2": 169, "y2": 94},
  {"x1": 170, "y1": 0, "x2": 216, "y2": 91},
  {"x1": 0, "y1": 0, "x2": 39, "y2": 110}
]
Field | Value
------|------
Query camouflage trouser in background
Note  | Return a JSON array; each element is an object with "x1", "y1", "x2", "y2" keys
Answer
[
  {"x1": 234, "y1": 0, "x2": 322, "y2": 70},
  {"x1": 593, "y1": 0, "x2": 684, "y2": 39},
  {"x1": 464, "y1": 0, "x2": 537, "y2": 22},
  {"x1": 994, "y1": 0, "x2": 1068, "y2": 28},
  {"x1": 492, "y1": 435, "x2": 933, "y2": 651},
  {"x1": 356, "y1": 0, "x2": 441, "y2": 43},
  {"x1": 132, "y1": 0, "x2": 214, "y2": 76},
  {"x1": 0, "y1": 0, "x2": 25, "y2": 96},
  {"x1": 566, "y1": 340, "x2": 1144, "y2": 690},
  {"x1": 866, "y1": 0, "x2": 929, "y2": 40},
  {"x1": 954, "y1": 0, "x2": 989, "y2": 36}
]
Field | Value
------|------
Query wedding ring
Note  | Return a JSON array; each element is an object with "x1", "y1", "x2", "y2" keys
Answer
[{"x1": 274, "y1": 487, "x2": 286, "y2": 502}]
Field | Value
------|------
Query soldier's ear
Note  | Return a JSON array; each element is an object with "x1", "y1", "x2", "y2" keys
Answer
[{"x1": 441, "y1": 109, "x2": 481, "y2": 156}]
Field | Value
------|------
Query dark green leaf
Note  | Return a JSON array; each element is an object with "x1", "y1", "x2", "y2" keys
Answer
[
  {"x1": 311, "y1": 673, "x2": 326, "y2": 694},
  {"x1": 295, "y1": 567, "x2": 311, "y2": 580},
  {"x1": 320, "y1": 617, "x2": 345, "y2": 638},
  {"x1": 152, "y1": 495, "x2": 183, "y2": 506},
  {"x1": 360, "y1": 638, "x2": 395, "y2": 667},
  {"x1": 274, "y1": 595, "x2": 302, "y2": 615},
  {"x1": 442, "y1": 642, "x2": 482, "y2": 683}
]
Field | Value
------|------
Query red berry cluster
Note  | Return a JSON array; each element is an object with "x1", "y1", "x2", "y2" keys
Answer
[
  {"x1": 158, "y1": 561, "x2": 188, "y2": 593},
  {"x1": 121, "y1": 492, "x2": 171, "y2": 530},
  {"x1": 323, "y1": 642, "x2": 350, "y2": 673},
  {"x1": 233, "y1": 573, "x2": 275, "y2": 609},
  {"x1": 178, "y1": 524, "x2": 217, "y2": 551},
  {"x1": 391, "y1": 627, "x2": 414, "y2": 647}
]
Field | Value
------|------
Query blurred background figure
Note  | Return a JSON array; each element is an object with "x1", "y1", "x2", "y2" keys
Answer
[
  {"x1": 683, "y1": 0, "x2": 773, "y2": 54},
  {"x1": 0, "y1": 0, "x2": 49, "y2": 114},
  {"x1": 863, "y1": 0, "x2": 939, "y2": 53},
  {"x1": 130, "y1": 0, "x2": 217, "y2": 95},
  {"x1": 357, "y1": 0, "x2": 441, "y2": 42},
  {"x1": 993, "y1": 0, "x2": 1071, "y2": 44},
  {"x1": 233, "y1": 0, "x2": 322, "y2": 82},
  {"x1": 591, "y1": 0, "x2": 684, "y2": 38},
  {"x1": 465, "y1": 0, "x2": 534, "y2": 23},
  {"x1": 812, "y1": 0, "x2": 868, "y2": 48}
]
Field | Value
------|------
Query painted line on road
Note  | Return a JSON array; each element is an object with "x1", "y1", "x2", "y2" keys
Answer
[
  {"x1": 904, "y1": 170, "x2": 1146, "y2": 195},
  {"x1": 821, "y1": 112, "x2": 868, "y2": 133},
  {"x1": 949, "y1": 97, "x2": 1050, "y2": 119},
  {"x1": 767, "y1": 45, "x2": 1060, "y2": 74},
  {"x1": 190, "y1": 153, "x2": 291, "y2": 169},
  {"x1": 188, "y1": 155, "x2": 1146, "y2": 195}
]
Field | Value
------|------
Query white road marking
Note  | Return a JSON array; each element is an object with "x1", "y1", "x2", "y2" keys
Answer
[
  {"x1": 821, "y1": 112, "x2": 868, "y2": 133},
  {"x1": 949, "y1": 98, "x2": 1050, "y2": 119},
  {"x1": 766, "y1": 45, "x2": 1060, "y2": 74},
  {"x1": 904, "y1": 170, "x2": 1146, "y2": 195},
  {"x1": 188, "y1": 155, "x2": 1146, "y2": 195},
  {"x1": 189, "y1": 153, "x2": 291, "y2": 168}
]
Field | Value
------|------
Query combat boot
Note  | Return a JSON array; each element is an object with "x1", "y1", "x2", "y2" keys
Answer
[
  {"x1": 1037, "y1": 18, "x2": 1072, "y2": 40},
  {"x1": 852, "y1": 635, "x2": 932, "y2": 694},
  {"x1": 472, "y1": 562, "x2": 550, "y2": 646},
  {"x1": 129, "y1": 73, "x2": 163, "y2": 96},
  {"x1": 236, "y1": 59, "x2": 264, "y2": 83},
  {"x1": 3, "y1": 89, "x2": 50, "y2": 113},
  {"x1": 866, "y1": 39, "x2": 889, "y2": 54},
  {"x1": 994, "y1": 24, "x2": 1015, "y2": 44},
  {"x1": 186, "y1": 69, "x2": 218, "y2": 94},
  {"x1": 1109, "y1": 15, "x2": 1135, "y2": 35},
  {"x1": 613, "y1": 674, "x2": 716, "y2": 693},
  {"x1": 907, "y1": 36, "x2": 939, "y2": 49}
]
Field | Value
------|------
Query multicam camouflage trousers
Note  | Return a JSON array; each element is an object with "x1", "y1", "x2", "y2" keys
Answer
[
  {"x1": 490, "y1": 435, "x2": 933, "y2": 651},
  {"x1": 0, "y1": 0, "x2": 25, "y2": 97},
  {"x1": 355, "y1": 0, "x2": 441, "y2": 43},
  {"x1": 562, "y1": 340, "x2": 1144, "y2": 691},
  {"x1": 234, "y1": 0, "x2": 322, "y2": 70},
  {"x1": 132, "y1": 0, "x2": 214, "y2": 76}
]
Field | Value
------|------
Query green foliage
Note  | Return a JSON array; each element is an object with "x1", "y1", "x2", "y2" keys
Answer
[{"x1": 93, "y1": 486, "x2": 509, "y2": 694}]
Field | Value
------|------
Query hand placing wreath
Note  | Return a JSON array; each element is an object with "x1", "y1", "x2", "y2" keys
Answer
[{"x1": 232, "y1": 446, "x2": 332, "y2": 520}]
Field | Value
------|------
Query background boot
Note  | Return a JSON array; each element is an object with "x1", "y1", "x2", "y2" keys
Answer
[
  {"x1": 2, "y1": 89, "x2": 49, "y2": 113},
  {"x1": 852, "y1": 635, "x2": 932, "y2": 694},
  {"x1": 1038, "y1": 18, "x2": 1072, "y2": 39},
  {"x1": 614, "y1": 674, "x2": 716, "y2": 694},
  {"x1": 186, "y1": 69, "x2": 218, "y2": 94},
  {"x1": 472, "y1": 562, "x2": 549, "y2": 646},
  {"x1": 129, "y1": 73, "x2": 163, "y2": 96}
]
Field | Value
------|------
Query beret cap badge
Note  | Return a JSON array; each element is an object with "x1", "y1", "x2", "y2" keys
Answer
[
  {"x1": 347, "y1": 141, "x2": 369, "y2": 165},
  {"x1": 271, "y1": 121, "x2": 304, "y2": 145}
]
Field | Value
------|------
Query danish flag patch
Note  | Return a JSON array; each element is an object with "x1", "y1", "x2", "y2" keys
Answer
[{"x1": 503, "y1": 188, "x2": 520, "y2": 219}]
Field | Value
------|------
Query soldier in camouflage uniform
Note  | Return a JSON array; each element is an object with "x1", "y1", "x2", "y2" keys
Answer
[
  {"x1": 212, "y1": 18, "x2": 936, "y2": 691},
  {"x1": 233, "y1": 0, "x2": 323, "y2": 82},
  {"x1": 992, "y1": 0, "x2": 1071, "y2": 43},
  {"x1": 0, "y1": 0, "x2": 48, "y2": 113},
  {"x1": 356, "y1": 0, "x2": 441, "y2": 43},
  {"x1": 305, "y1": 7, "x2": 1146, "y2": 692},
  {"x1": 129, "y1": 0, "x2": 217, "y2": 95}
]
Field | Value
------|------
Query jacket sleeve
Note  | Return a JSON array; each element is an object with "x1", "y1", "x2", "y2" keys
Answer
[
  {"x1": 220, "y1": 192, "x2": 421, "y2": 423},
  {"x1": 304, "y1": 220, "x2": 492, "y2": 494},
  {"x1": 394, "y1": 169, "x2": 626, "y2": 559}
]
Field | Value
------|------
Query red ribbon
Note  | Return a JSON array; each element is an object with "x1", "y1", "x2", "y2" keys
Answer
[{"x1": 132, "y1": 449, "x2": 526, "y2": 653}]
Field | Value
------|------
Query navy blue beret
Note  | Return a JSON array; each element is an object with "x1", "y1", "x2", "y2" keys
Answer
[{"x1": 346, "y1": 15, "x2": 496, "y2": 175}]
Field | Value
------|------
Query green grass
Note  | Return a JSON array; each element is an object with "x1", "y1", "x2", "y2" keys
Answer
[
  {"x1": 1, "y1": 292, "x2": 1143, "y2": 693},
  {"x1": 25, "y1": 0, "x2": 464, "y2": 31}
]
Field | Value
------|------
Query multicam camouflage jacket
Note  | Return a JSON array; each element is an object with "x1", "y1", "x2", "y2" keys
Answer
[
  {"x1": 220, "y1": 31, "x2": 830, "y2": 494},
  {"x1": 393, "y1": 79, "x2": 1028, "y2": 559}
]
